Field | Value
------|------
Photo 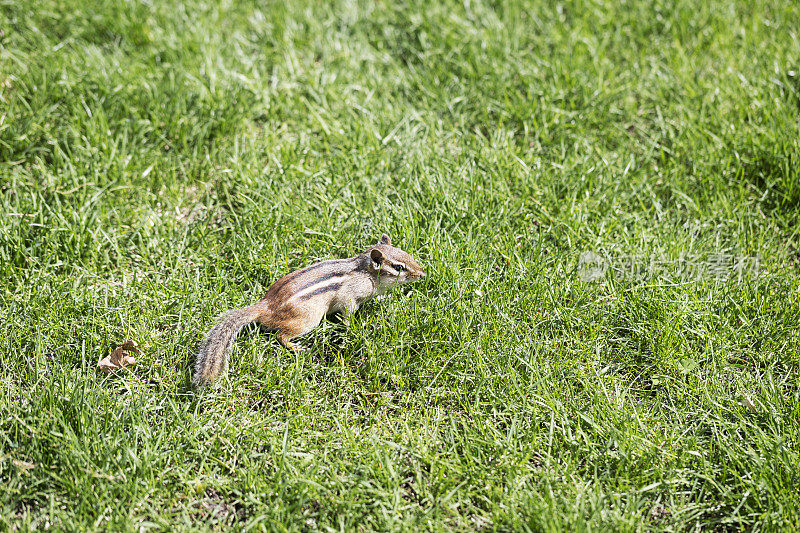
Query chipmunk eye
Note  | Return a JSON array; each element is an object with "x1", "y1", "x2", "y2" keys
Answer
[{"x1": 393, "y1": 264, "x2": 405, "y2": 272}]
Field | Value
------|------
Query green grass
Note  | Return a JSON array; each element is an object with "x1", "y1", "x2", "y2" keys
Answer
[{"x1": 1, "y1": 0, "x2": 799, "y2": 530}]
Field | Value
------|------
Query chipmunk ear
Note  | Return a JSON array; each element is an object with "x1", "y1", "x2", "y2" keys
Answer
[
  {"x1": 370, "y1": 248, "x2": 384, "y2": 269},
  {"x1": 378, "y1": 234, "x2": 391, "y2": 246}
]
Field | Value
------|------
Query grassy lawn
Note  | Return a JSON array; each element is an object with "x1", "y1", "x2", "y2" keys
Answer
[{"x1": 1, "y1": 0, "x2": 799, "y2": 530}]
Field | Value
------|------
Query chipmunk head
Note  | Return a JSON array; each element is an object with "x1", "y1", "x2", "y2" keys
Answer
[{"x1": 366, "y1": 234, "x2": 425, "y2": 290}]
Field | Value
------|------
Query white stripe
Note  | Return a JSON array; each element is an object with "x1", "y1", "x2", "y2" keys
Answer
[
  {"x1": 381, "y1": 264, "x2": 401, "y2": 276},
  {"x1": 290, "y1": 275, "x2": 348, "y2": 301}
]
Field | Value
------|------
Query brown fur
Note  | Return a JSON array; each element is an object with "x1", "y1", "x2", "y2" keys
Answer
[{"x1": 192, "y1": 235, "x2": 424, "y2": 387}]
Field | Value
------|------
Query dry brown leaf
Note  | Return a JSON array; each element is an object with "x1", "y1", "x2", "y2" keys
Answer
[
  {"x1": 740, "y1": 393, "x2": 757, "y2": 412},
  {"x1": 98, "y1": 340, "x2": 140, "y2": 373},
  {"x1": 12, "y1": 459, "x2": 35, "y2": 474}
]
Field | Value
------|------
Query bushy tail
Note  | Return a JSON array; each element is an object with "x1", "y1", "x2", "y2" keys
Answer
[{"x1": 193, "y1": 305, "x2": 262, "y2": 387}]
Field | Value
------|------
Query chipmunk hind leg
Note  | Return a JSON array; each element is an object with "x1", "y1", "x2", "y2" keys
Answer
[{"x1": 272, "y1": 307, "x2": 324, "y2": 352}]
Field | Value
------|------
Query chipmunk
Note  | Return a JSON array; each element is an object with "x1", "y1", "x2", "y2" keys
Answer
[{"x1": 192, "y1": 234, "x2": 425, "y2": 387}]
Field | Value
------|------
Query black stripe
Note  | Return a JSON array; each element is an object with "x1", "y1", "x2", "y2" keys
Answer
[
  {"x1": 297, "y1": 282, "x2": 343, "y2": 301},
  {"x1": 278, "y1": 260, "x2": 337, "y2": 286},
  {"x1": 296, "y1": 270, "x2": 346, "y2": 292}
]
